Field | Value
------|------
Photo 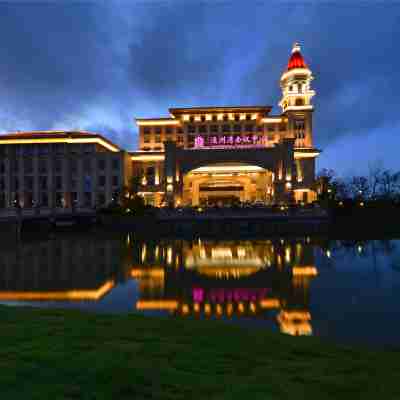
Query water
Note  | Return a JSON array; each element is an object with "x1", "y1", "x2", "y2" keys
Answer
[{"x1": 1, "y1": 233, "x2": 399, "y2": 347}]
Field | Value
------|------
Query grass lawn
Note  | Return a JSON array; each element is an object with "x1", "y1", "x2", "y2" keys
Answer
[{"x1": 0, "y1": 305, "x2": 399, "y2": 400}]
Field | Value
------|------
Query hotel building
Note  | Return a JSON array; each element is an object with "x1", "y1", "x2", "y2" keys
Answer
[
  {"x1": 0, "y1": 43, "x2": 320, "y2": 210},
  {"x1": 132, "y1": 42, "x2": 320, "y2": 207}
]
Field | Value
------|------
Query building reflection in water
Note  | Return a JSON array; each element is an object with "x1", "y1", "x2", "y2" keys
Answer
[
  {"x1": 132, "y1": 238, "x2": 318, "y2": 336},
  {"x1": 0, "y1": 235, "x2": 128, "y2": 302},
  {"x1": 0, "y1": 234, "x2": 318, "y2": 336}
]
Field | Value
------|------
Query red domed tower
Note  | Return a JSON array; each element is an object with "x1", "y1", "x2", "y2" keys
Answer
[{"x1": 279, "y1": 43, "x2": 319, "y2": 204}]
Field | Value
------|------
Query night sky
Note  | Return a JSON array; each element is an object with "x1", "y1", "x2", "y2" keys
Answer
[{"x1": 0, "y1": 1, "x2": 399, "y2": 176}]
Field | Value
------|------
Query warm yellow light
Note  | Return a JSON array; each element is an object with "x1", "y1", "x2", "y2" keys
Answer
[
  {"x1": 204, "y1": 303, "x2": 211, "y2": 314},
  {"x1": 238, "y1": 302, "x2": 245, "y2": 313},
  {"x1": 261, "y1": 117, "x2": 283, "y2": 123},
  {"x1": 167, "y1": 176, "x2": 173, "y2": 183},
  {"x1": 136, "y1": 120, "x2": 180, "y2": 126},
  {"x1": 136, "y1": 300, "x2": 178, "y2": 310},
  {"x1": 131, "y1": 154, "x2": 165, "y2": 161},
  {"x1": 259, "y1": 299, "x2": 280, "y2": 309},
  {"x1": 194, "y1": 303, "x2": 200, "y2": 313},
  {"x1": 0, "y1": 280, "x2": 114, "y2": 301},
  {"x1": 205, "y1": 114, "x2": 212, "y2": 121},
  {"x1": 131, "y1": 268, "x2": 164, "y2": 279},
  {"x1": 0, "y1": 137, "x2": 119, "y2": 152},
  {"x1": 292, "y1": 266, "x2": 318, "y2": 276},
  {"x1": 182, "y1": 304, "x2": 189, "y2": 314},
  {"x1": 294, "y1": 151, "x2": 320, "y2": 159}
]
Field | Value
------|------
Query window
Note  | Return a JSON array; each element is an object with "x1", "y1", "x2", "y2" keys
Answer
[
  {"x1": 70, "y1": 178, "x2": 77, "y2": 189},
  {"x1": 112, "y1": 176, "x2": 119, "y2": 186},
  {"x1": 56, "y1": 192, "x2": 63, "y2": 207},
  {"x1": 112, "y1": 159, "x2": 119, "y2": 170},
  {"x1": 222, "y1": 124, "x2": 231, "y2": 133},
  {"x1": 201, "y1": 115, "x2": 206, "y2": 122},
  {"x1": 246, "y1": 114, "x2": 251, "y2": 121},
  {"x1": 0, "y1": 178, "x2": 4, "y2": 191},
  {"x1": 155, "y1": 127, "x2": 161, "y2": 134},
  {"x1": 24, "y1": 158, "x2": 33, "y2": 174},
  {"x1": 97, "y1": 192, "x2": 106, "y2": 206},
  {"x1": 55, "y1": 159, "x2": 62, "y2": 173},
  {"x1": 233, "y1": 124, "x2": 241, "y2": 133},
  {"x1": 279, "y1": 124, "x2": 286, "y2": 131},
  {"x1": 177, "y1": 127, "x2": 183, "y2": 134},
  {"x1": 38, "y1": 145, "x2": 49, "y2": 155},
  {"x1": 84, "y1": 192, "x2": 91, "y2": 207},
  {"x1": 212, "y1": 115, "x2": 217, "y2": 122},
  {"x1": 39, "y1": 176, "x2": 47, "y2": 190},
  {"x1": 210, "y1": 125, "x2": 219, "y2": 133},
  {"x1": 187, "y1": 125, "x2": 196, "y2": 133},
  {"x1": 98, "y1": 176, "x2": 106, "y2": 187},
  {"x1": 11, "y1": 159, "x2": 19, "y2": 172},
  {"x1": 289, "y1": 85, "x2": 293, "y2": 91},
  {"x1": 55, "y1": 176, "x2": 62, "y2": 190},
  {"x1": 39, "y1": 159, "x2": 47, "y2": 174},
  {"x1": 189, "y1": 116, "x2": 195, "y2": 123},
  {"x1": 177, "y1": 135, "x2": 184, "y2": 143},
  {"x1": 13, "y1": 177, "x2": 19, "y2": 191},
  {"x1": 40, "y1": 192, "x2": 48, "y2": 207},
  {"x1": 268, "y1": 125, "x2": 275, "y2": 132},
  {"x1": 98, "y1": 159, "x2": 106, "y2": 170},
  {"x1": 234, "y1": 114, "x2": 240, "y2": 121},
  {"x1": 245, "y1": 124, "x2": 254, "y2": 132},
  {"x1": 144, "y1": 134, "x2": 150, "y2": 143},
  {"x1": 0, "y1": 161, "x2": 5, "y2": 174},
  {"x1": 199, "y1": 125, "x2": 207, "y2": 133},
  {"x1": 70, "y1": 159, "x2": 78, "y2": 173},
  {"x1": 295, "y1": 98, "x2": 304, "y2": 106},
  {"x1": 71, "y1": 192, "x2": 77, "y2": 205},
  {"x1": 143, "y1": 127, "x2": 151, "y2": 135},
  {"x1": 24, "y1": 176, "x2": 33, "y2": 190},
  {"x1": 83, "y1": 159, "x2": 91, "y2": 172},
  {"x1": 223, "y1": 114, "x2": 228, "y2": 121},
  {"x1": 166, "y1": 127, "x2": 172, "y2": 135}
]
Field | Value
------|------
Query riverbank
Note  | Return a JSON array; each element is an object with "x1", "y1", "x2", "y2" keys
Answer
[{"x1": 1, "y1": 305, "x2": 399, "y2": 399}]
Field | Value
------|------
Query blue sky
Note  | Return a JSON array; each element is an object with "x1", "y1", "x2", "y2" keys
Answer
[{"x1": 0, "y1": 1, "x2": 399, "y2": 176}]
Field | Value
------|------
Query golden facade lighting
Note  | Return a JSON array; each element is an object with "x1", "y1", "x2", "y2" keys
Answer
[
  {"x1": 259, "y1": 299, "x2": 280, "y2": 309},
  {"x1": 0, "y1": 280, "x2": 114, "y2": 301},
  {"x1": 136, "y1": 300, "x2": 178, "y2": 310},
  {"x1": 0, "y1": 137, "x2": 119, "y2": 152},
  {"x1": 182, "y1": 304, "x2": 190, "y2": 315},
  {"x1": 131, "y1": 154, "x2": 165, "y2": 161},
  {"x1": 205, "y1": 114, "x2": 212, "y2": 121},
  {"x1": 131, "y1": 268, "x2": 164, "y2": 279},
  {"x1": 292, "y1": 266, "x2": 318, "y2": 277},
  {"x1": 261, "y1": 117, "x2": 283, "y2": 123},
  {"x1": 294, "y1": 151, "x2": 320, "y2": 159},
  {"x1": 136, "y1": 119, "x2": 180, "y2": 126}
]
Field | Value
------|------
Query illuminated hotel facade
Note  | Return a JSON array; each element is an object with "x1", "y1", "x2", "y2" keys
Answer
[
  {"x1": 132, "y1": 43, "x2": 320, "y2": 207},
  {"x1": 0, "y1": 43, "x2": 319, "y2": 209}
]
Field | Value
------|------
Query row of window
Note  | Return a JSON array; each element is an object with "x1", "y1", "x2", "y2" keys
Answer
[
  {"x1": 0, "y1": 144, "x2": 98, "y2": 157},
  {"x1": 185, "y1": 113, "x2": 261, "y2": 123},
  {"x1": 143, "y1": 123, "x2": 286, "y2": 136},
  {"x1": 0, "y1": 158, "x2": 120, "y2": 174},
  {"x1": 1, "y1": 175, "x2": 120, "y2": 191}
]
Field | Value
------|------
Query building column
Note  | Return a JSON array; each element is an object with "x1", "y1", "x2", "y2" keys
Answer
[{"x1": 274, "y1": 138, "x2": 295, "y2": 204}]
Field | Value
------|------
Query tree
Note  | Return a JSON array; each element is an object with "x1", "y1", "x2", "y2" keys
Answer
[
  {"x1": 348, "y1": 176, "x2": 370, "y2": 200},
  {"x1": 378, "y1": 170, "x2": 400, "y2": 199}
]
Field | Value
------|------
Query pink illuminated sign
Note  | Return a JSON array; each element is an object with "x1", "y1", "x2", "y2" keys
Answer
[
  {"x1": 192, "y1": 287, "x2": 270, "y2": 303},
  {"x1": 194, "y1": 135, "x2": 264, "y2": 149}
]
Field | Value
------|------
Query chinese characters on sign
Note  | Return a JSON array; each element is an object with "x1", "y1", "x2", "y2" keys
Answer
[{"x1": 194, "y1": 135, "x2": 264, "y2": 149}]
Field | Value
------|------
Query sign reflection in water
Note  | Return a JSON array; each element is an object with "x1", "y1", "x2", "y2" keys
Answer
[{"x1": 132, "y1": 238, "x2": 317, "y2": 336}]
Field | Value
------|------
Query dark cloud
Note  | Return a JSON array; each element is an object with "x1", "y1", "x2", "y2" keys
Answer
[{"x1": 0, "y1": 1, "x2": 399, "y2": 170}]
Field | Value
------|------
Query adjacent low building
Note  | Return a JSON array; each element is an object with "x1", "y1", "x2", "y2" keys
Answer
[
  {"x1": 0, "y1": 43, "x2": 320, "y2": 210},
  {"x1": 0, "y1": 131, "x2": 130, "y2": 210}
]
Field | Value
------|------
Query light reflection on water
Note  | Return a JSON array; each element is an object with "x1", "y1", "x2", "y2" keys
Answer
[{"x1": 0, "y1": 233, "x2": 400, "y2": 346}]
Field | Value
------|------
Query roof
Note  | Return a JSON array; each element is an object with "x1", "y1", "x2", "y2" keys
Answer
[
  {"x1": 287, "y1": 43, "x2": 308, "y2": 71},
  {"x1": 0, "y1": 130, "x2": 120, "y2": 152},
  {"x1": 169, "y1": 105, "x2": 272, "y2": 116}
]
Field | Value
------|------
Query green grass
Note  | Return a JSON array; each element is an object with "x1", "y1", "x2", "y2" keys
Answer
[{"x1": 0, "y1": 306, "x2": 399, "y2": 399}]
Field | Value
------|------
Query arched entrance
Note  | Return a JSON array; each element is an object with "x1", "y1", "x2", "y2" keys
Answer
[{"x1": 182, "y1": 162, "x2": 274, "y2": 206}]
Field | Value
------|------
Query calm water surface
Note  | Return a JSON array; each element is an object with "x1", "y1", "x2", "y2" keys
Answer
[{"x1": 1, "y1": 233, "x2": 399, "y2": 347}]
